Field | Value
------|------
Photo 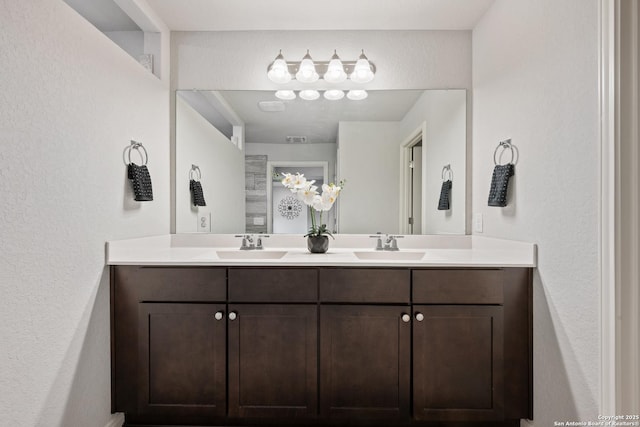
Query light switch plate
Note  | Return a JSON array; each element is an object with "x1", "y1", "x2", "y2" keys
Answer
[
  {"x1": 474, "y1": 213, "x2": 483, "y2": 233},
  {"x1": 198, "y1": 212, "x2": 211, "y2": 232}
]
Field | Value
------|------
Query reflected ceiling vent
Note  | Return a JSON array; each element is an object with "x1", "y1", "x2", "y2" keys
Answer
[
  {"x1": 258, "y1": 101, "x2": 285, "y2": 112},
  {"x1": 286, "y1": 136, "x2": 308, "y2": 144}
]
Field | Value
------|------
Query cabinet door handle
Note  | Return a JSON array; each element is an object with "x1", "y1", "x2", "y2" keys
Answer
[
  {"x1": 401, "y1": 313, "x2": 411, "y2": 323},
  {"x1": 415, "y1": 312, "x2": 424, "y2": 322},
  {"x1": 214, "y1": 311, "x2": 224, "y2": 321},
  {"x1": 228, "y1": 311, "x2": 238, "y2": 321}
]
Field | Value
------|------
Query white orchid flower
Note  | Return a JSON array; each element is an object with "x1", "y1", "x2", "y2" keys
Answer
[
  {"x1": 300, "y1": 184, "x2": 318, "y2": 205},
  {"x1": 292, "y1": 173, "x2": 309, "y2": 190},
  {"x1": 311, "y1": 194, "x2": 324, "y2": 211},
  {"x1": 281, "y1": 172, "x2": 294, "y2": 187}
]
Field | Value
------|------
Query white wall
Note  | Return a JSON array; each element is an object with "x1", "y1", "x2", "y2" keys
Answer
[
  {"x1": 176, "y1": 96, "x2": 245, "y2": 233},
  {"x1": 171, "y1": 30, "x2": 472, "y2": 90},
  {"x1": 337, "y1": 122, "x2": 400, "y2": 233},
  {"x1": 472, "y1": 0, "x2": 599, "y2": 424},
  {"x1": 399, "y1": 90, "x2": 467, "y2": 234},
  {"x1": 0, "y1": 1, "x2": 170, "y2": 426}
]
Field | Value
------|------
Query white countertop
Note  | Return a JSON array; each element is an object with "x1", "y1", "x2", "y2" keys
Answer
[{"x1": 106, "y1": 234, "x2": 536, "y2": 268}]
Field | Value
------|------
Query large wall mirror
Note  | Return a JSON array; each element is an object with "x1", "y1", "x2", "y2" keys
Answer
[{"x1": 175, "y1": 89, "x2": 466, "y2": 235}]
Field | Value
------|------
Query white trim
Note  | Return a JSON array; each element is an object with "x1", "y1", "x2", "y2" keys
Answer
[
  {"x1": 618, "y1": 0, "x2": 640, "y2": 412},
  {"x1": 599, "y1": 0, "x2": 618, "y2": 415},
  {"x1": 266, "y1": 161, "x2": 328, "y2": 234},
  {"x1": 104, "y1": 413, "x2": 125, "y2": 427},
  {"x1": 398, "y1": 122, "x2": 427, "y2": 234}
]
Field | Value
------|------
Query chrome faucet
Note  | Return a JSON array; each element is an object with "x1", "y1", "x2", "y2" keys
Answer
[
  {"x1": 235, "y1": 234, "x2": 269, "y2": 250},
  {"x1": 235, "y1": 234, "x2": 255, "y2": 250},
  {"x1": 370, "y1": 234, "x2": 404, "y2": 251}
]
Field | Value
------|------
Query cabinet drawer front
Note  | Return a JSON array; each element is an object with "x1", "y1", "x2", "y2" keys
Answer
[
  {"x1": 114, "y1": 266, "x2": 227, "y2": 301},
  {"x1": 412, "y1": 269, "x2": 503, "y2": 304},
  {"x1": 320, "y1": 269, "x2": 410, "y2": 303},
  {"x1": 228, "y1": 268, "x2": 318, "y2": 302}
]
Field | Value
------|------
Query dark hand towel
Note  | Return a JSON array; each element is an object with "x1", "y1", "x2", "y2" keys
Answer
[
  {"x1": 438, "y1": 180, "x2": 452, "y2": 210},
  {"x1": 190, "y1": 179, "x2": 206, "y2": 206},
  {"x1": 488, "y1": 163, "x2": 514, "y2": 207},
  {"x1": 127, "y1": 163, "x2": 153, "y2": 201}
]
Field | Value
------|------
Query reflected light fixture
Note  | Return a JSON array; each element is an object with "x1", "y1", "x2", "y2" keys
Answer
[
  {"x1": 347, "y1": 90, "x2": 368, "y2": 101},
  {"x1": 275, "y1": 90, "x2": 296, "y2": 100},
  {"x1": 324, "y1": 89, "x2": 345, "y2": 100},
  {"x1": 299, "y1": 89, "x2": 320, "y2": 100},
  {"x1": 295, "y1": 50, "x2": 319, "y2": 83},
  {"x1": 267, "y1": 50, "x2": 292, "y2": 84},
  {"x1": 323, "y1": 50, "x2": 347, "y2": 83},
  {"x1": 350, "y1": 50, "x2": 375, "y2": 83}
]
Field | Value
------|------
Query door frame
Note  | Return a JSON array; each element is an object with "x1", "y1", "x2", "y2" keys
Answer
[
  {"x1": 399, "y1": 122, "x2": 427, "y2": 234},
  {"x1": 266, "y1": 161, "x2": 329, "y2": 234},
  {"x1": 599, "y1": 0, "x2": 640, "y2": 413}
]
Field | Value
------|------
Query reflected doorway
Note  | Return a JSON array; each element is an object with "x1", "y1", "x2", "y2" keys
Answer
[
  {"x1": 266, "y1": 161, "x2": 329, "y2": 234},
  {"x1": 409, "y1": 141, "x2": 423, "y2": 234},
  {"x1": 399, "y1": 122, "x2": 427, "y2": 234}
]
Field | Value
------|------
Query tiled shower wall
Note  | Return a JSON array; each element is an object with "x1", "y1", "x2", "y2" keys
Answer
[{"x1": 245, "y1": 155, "x2": 268, "y2": 233}]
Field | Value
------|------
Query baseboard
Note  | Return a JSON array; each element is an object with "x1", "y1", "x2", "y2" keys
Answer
[{"x1": 105, "y1": 413, "x2": 125, "y2": 427}]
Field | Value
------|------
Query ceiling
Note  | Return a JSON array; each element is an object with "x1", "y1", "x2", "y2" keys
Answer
[
  {"x1": 68, "y1": 0, "x2": 494, "y2": 32},
  {"x1": 181, "y1": 90, "x2": 425, "y2": 145}
]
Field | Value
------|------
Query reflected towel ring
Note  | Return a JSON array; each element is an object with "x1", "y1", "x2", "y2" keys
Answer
[
  {"x1": 441, "y1": 164, "x2": 453, "y2": 181},
  {"x1": 493, "y1": 139, "x2": 517, "y2": 165},
  {"x1": 189, "y1": 165, "x2": 202, "y2": 181},
  {"x1": 125, "y1": 140, "x2": 149, "y2": 166}
]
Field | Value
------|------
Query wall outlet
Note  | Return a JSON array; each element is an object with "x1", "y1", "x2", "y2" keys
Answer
[
  {"x1": 198, "y1": 212, "x2": 211, "y2": 232},
  {"x1": 473, "y1": 213, "x2": 484, "y2": 233},
  {"x1": 253, "y1": 217, "x2": 265, "y2": 226}
]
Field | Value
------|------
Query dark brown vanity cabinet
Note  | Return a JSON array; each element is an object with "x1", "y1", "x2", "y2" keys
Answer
[
  {"x1": 111, "y1": 265, "x2": 532, "y2": 427},
  {"x1": 111, "y1": 267, "x2": 228, "y2": 425},
  {"x1": 227, "y1": 268, "x2": 318, "y2": 420},
  {"x1": 319, "y1": 269, "x2": 411, "y2": 421}
]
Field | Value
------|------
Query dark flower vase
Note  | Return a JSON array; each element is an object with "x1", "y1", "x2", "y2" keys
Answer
[{"x1": 307, "y1": 235, "x2": 329, "y2": 253}]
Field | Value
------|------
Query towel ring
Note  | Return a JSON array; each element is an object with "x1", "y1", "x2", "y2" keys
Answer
[
  {"x1": 125, "y1": 141, "x2": 149, "y2": 166},
  {"x1": 493, "y1": 139, "x2": 516, "y2": 165},
  {"x1": 441, "y1": 164, "x2": 453, "y2": 181},
  {"x1": 189, "y1": 165, "x2": 202, "y2": 181}
]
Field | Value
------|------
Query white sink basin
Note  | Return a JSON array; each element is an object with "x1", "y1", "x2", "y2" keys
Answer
[
  {"x1": 216, "y1": 250, "x2": 287, "y2": 260},
  {"x1": 353, "y1": 251, "x2": 425, "y2": 261}
]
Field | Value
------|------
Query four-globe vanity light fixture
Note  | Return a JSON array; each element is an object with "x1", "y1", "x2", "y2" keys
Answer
[{"x1": 268, "y1": 49, "x2": 375, "y2": 101}]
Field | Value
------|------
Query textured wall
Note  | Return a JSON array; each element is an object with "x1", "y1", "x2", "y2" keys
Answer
[
  {"x1": 0, "y1": 1, "x2": 170, "y2": 426},
  {"x1": 170, "y1": 30, "x2": 472, "y2": 90},
  {"x1": 472, "y1": 0, "x2": 599, "y2": 424}
]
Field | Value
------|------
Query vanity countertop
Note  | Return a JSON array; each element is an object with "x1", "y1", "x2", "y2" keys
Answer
[{"x1": 106, "y1": 234, "x2": 536, "y2": 268}]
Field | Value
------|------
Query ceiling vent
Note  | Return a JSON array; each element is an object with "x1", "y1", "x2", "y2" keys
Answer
[
  {"x1": 286, "y1": 136, "x2": 308, "y2": 144},
  {"x1": 258, "y1": 101, "x2": 285, "y2": 112}
]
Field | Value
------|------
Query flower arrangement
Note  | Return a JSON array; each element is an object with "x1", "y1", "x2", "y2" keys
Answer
[{"x1": 281, "y1": 172, "x2": 344, "y2": 238}]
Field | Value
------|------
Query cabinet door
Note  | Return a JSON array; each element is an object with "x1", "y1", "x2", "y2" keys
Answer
[
  {"x1": 137, "y1": 303, "x2": 226, "y2": 418},
  {"x1": 413, "y1": 305, "x2": 504, "y2": 421},
  {"x1": 320, "y1": 305, "x2": 411, "y2": 420},
  {"x1": 228, "y1": 304, "x2": 317, "y2": 419}
]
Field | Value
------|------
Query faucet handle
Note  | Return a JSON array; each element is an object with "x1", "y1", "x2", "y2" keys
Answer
[
  {"x1": 369, "y1": 235, "x2": 384, "y2": 250},
  {"x1": 256, "y1": 234, "x2": 270, "y2": 250}
]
